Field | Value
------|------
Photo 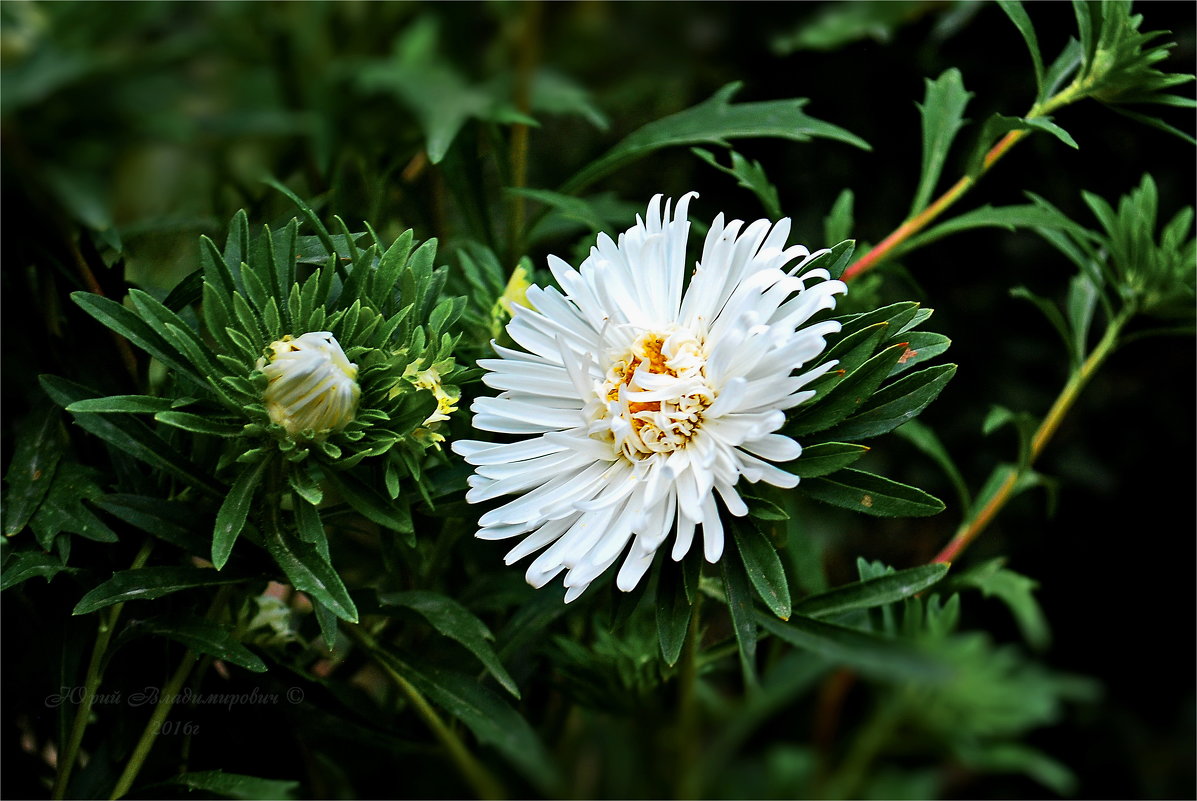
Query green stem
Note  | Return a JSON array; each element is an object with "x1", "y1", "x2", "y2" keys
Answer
[
  {"x1": 108, "y1": 648, "x2": 200, "y2": 799},
  {"x1": 842, "y1": 83, "x2": 1086, "y2": 282},
  {"x1": 52, "y1": 538, "x2": 154, "y2": 800},
  {"x1": 934, "y1": 310, "x2": 1128, "y2": 564},
  {"x1": 345, "y1": 624, "x2": 507, "y2": 800},
  {"x1": 820, "y1": 696, "x2": 904, "y2": 799},
  {"x1": 676, "y1": 594, "x2": 703, "y2": 799}
]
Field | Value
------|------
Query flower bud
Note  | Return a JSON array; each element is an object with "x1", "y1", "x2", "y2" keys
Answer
[{"x1": 259, "y1": 332, "x2": 360, "y2": 437}]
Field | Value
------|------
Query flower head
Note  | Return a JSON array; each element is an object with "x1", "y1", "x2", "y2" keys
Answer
[
  {"x1": 454, "y1": 193, "x2": 847, "y2": 601},
  {"x1": 259, "y1": 332, "x2": 360, "y2": 438}
]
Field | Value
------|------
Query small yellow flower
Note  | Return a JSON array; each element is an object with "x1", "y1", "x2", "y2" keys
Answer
[
  {"x1": 409, "y1": 366, "x2": 460, "y2": 425},
  {"x1": 259, "y1": 332, "x2": 360, "y2": 437}
]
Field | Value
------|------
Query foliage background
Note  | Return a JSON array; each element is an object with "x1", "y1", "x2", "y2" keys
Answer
[{"x1": 2, "y1": 1, "x2": 1193, "y2": 798}]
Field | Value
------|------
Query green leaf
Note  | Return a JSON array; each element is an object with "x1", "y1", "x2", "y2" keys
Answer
[
  {"x1": 264, "y1": 524, "x2": 357, "y2": 623},
  {"x1": 91, "y1": 494, "x2": 209, "y2": 554},
  {"x1": 966, "y1": 463, "x2": 1052, "y2": 522},
  {"x1": 732, "y1": 520, "x2": 791, "y2": 620},
  {"x1": 654, "y1": 556, "x2": 692, "y2": 667},
  {"x1": 823, "y1": 189, "x2": 855, "y2": 246},
  {"x1": 321, "y1": 469, "x2": 414, "y2": 535},
  {"x1": 65, "y1": 395, "x2": 177, "y2": 414},
  {"x1": 29, "y1": 462, "x2": 117, "y2": 546},
  {"x1": 3, "y1": 405, "x2": 66, "y2": 535},
  {"x1": 161, "y1": 770, "x2": 299, "y2": 800},
  {"x1": 40, "y1": 376, "x2": 222, "y2": 497},
  {"x1": 955, "y1": 559, "x2": 1050, "y2": 650},
  {"x1": 691, "y1": 147, "x2": 782, "y2": 219},
  {"x1": 997, "y1": 0, "x2": 1045, "y2": 98},
  {"x1": 123, "y1": 616, "x2": 267, "y2": 673},
  {"x1": 887, "y1": 331, "x2": 952, "y2": 377},
  {"x1": 788, "y1": 343, "x2": 907, "y2": 436},
  {"x1": 378, "y1": 590, "x2": 520, "y2": 697},
  {"x1": 381, "y1": 654, "x2": 559, "y2": 796},
  {"x1": 802, "y1": 238, "x2": 856, "y2": 282},
  {"x1": 793, "y1": 563, "x2": 950, "y2": 618},
  {"x1": 1, "y1": 550, "x2": 72, "y2": 590},
  {"x1": 73, "y1": 567, "x2": 245, "y2": 615},
  {"x1": 212, "y1": 457, "x2": 270, "y2": 570},
  {"x1": 802, "y1": 469, "x2": 945, "y2": 517},
  {"x1": 911, "y1": 69, "x2": 973, "y2": 216},
  {"x1": 827, "y1": 363, "x2": 957, "y2": 441},
  {"x1": 770, "y1": 1, "x2": 931, "y2": 54},
  {"x1": 720, "y1": 550, "x2": 760, "y2": 691},
  {"x1": 154, "y1": 411, "x2": 244, "y2": 437},
  {"x1": 756, "y1": 613, "x2": 948, "y2": 683},
  {"x1": 788, "y1": 442, "x2": 870, "y2": 478},
  {"x1": 896, "y1": 203, "x2": 1080, "y2": 258},
  {"x1": 560, "y1": 82, "x2": 869, "y2": 194}
]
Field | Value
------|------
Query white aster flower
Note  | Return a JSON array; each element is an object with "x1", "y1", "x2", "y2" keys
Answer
[
  {"x1": 453, "y1": 193, "x2": 847, "y2": 602},
  {"x1": 259, "y1": 332, "x2": 360, "y2": 437}
]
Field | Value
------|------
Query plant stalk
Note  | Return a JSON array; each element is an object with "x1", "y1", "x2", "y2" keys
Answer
[
  {"x1": 52, "y1": 538, "x2": 154, "y2": 800},
  {"x1": 934, "y1": 311, "x2": 1127, "y2": 564}
]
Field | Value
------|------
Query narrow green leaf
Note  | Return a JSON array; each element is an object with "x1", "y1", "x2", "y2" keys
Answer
[
  {"x1": 893, "y1": 419, "x2": 971, "y2": 511},
  {"x1": 788, "y1": 442, "x2": 870, "y2": 478},
  {"x1": 154, "y1": 411, "x2": 244, "y2": 437},
  {"x1": 560, "y1": 82, "x2": 869, "y2": 194},
  {"x1": 265, "y1": 179, "x2": 336, "y2": 257},
  {"x1": 41, "y1": 376, "x2": 222, "y2": 497},
  {"x1": 732, "y1": 520, "x2": 791, "y2": 620},
  {"x1": 896, "y1": 203, "x2": 1078, "y2": 257},
  {"x1": 720, "y1": 551, "x2": 760, "y2": 691},
  {"x1": 823, "y1": 189, "x2": 855, "y2": 247},
  {"x1": 997, "y1": 0, "x2": 1045, "y2": 98},
  {"x1": 124, "y1": 616, "x2": 267, "y2": 673},
  {"x1": 264, "y1": 524, "x2": 357, "y2": 623},
  {"x1": 793, "y1": 563, "x2": 950, "y2": 618},
  {"x1": 804, "y1": 238, "x2": 856, "y2": 281},
  {"x1": 691, "y1": 147, "x2": 782, "y2": 218},
  {"x1": 887, "y1": 331, "x2": 952, "y2": 377},
  {"x1": 802, "y1": 468, "x2": 945, "y2": 517},
  {"x1": 212, "y1": 458, "x2": 270, "y2": 570},
  {"x1": 655, "y1": 557, "x2": 692, "y2": 667},
  {"x1": 3, "y1": 405, "x2": 66, "y2": 535},
  {"x1": 91, "y1": 494, "x2": 209, "y2": 554},
  {"x1": 161, "y1": 770, "x2": 299, "y2": 800},
  {"x1": 788, "y1": 343, "x2": 907, "y2": 436},
  {"x1": 827, "y1": 363, "x2": 957, "y2": 441},
  {"x1": 911, "y1": 68, "x2": 973, "y2": 216},
  {"x1": 321, "y1": 469, "x2": 414, "y2": 534},
  {"x1": 66, "y1": 395, "x2": 176, "y2": 414},
  {"x1": 70, "y1": 292, "x2": 207, "y2": 388},
  {"x1": 756, "y1": 613, "x2": 948, "y2": 683},
  {"x1": 1, "y1": 550, "x2": 72, "y2": 590},
  {"x1": 73, "y1": 566, "x2": 244, "y2": 615},
  {"x1": 381, "y1": 653, "x2": 559, "y2": 796},
  {"x1": 379, "y1": 590, "x2": 520, "y2": 697}
]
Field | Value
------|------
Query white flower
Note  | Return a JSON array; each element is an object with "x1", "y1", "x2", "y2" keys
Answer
[
  {"x1": 453, "y1": 194, "x2": 847, "y2": 602},
  {"x1": 259, "y1": 332, "x2": 360, "y2": 437}
]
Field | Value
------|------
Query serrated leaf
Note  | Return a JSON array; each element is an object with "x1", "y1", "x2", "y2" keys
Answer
[
  {"x1": 0, "y1": 550, "x2": 72, "y2": 590},
  {"x1": 802, "y1": 468, "x2": 945, "y2": 517},
  {"x1": 212, "y1": 458, "x2": 270, "y2": 570},
  {"x1": 160, "y1": 770, "x2": 299, "y2": 800},
  {"x1": 73, "y1": 567, "x2": 244, "y2": 615},
  {"x1": 655, "y1": 557, "x2": 691, "y2": 667},
  {"x1": 29, "y1": 462, "x2": 117, "y2": 546},
  {"x1": 379, "y1": 590, "x2": 520, "y2": 698},
  {"x1": 691, "y1": 147, "x2": 782, "y2": 218},
  {"x1": 264, "y1": 524, "x2": 357, "y2": 623},
  {"x1": 3, "y1": 405, "x2": 66, "y2": 535},
  {"x1": 732, "y1": 520, "x2": 791, "y2": 620},
  {"x1": 560, "y1": 82, "x2": 869, "y2": 194},
  {"x1": 911, "y1": 68, "x2": 973, "y2": 216},
  {"x1": 793, "y1": 563, "x2": 950, "y2": 618},
  {"x1": 955, "y1": 558, "x2": 1050, "y2": 650},
  {"x1": 827, "y1": 363, "x2": 957, "y2": 441},
  {"x1": 123, "y1": 616, "x2": 266, "y2": 673},
  {"x1": 756, "y1": 613, "x2": 948, "y2": 683}
]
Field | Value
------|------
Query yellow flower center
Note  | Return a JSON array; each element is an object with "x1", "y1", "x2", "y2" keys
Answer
[{"x1": 594, "y1": 330, "x2": 713, "y2": 461}]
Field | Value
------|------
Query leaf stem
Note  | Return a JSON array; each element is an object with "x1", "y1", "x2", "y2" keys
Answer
[
  {"x1": 52, "y1": 537, "x2": 154, "y2": 800},
  {"x1": 843, "y1": 85, "x2": 1084, "y2": 282},
  {"x1": 933, "y1": 310, "x2": 1128, "y2": 564},
  {"x1": 344, "y1": 624, "x2": 507, "y2": 800}
]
